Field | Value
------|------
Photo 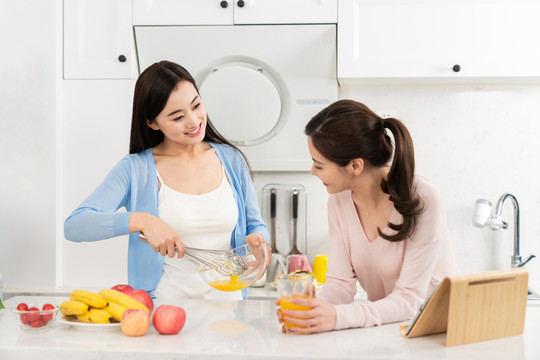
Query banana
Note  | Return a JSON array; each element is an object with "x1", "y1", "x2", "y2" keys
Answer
[
  {"x1": 70, "y1": 289, "x2": 108, "y2": 309},
  {"x1": 60, "y1": 300, "x2": 89, "y2": 316},
  {"x1": 98, "y1": 289, "x2": 149, "y2": 313},
  {"x1": 103, "y1": 301, "x2": 128, "y2": 322},
  {"x1": 76, "y1": 308, "x2": 113, "y2": 324}
]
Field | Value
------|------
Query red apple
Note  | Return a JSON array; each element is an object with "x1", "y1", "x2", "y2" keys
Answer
[
  {"x1": 129, "y1": 289, "x2": 154, "y2": 313},
  {"x1": 121, "y1": 309, "x2": 151, "y2": 337},
  {"x1": 111, "y1": 284, "x2": 133, "y2": 294},
  {"x1": 152, "y1": 305, "x2": 186, "y2": 335}
]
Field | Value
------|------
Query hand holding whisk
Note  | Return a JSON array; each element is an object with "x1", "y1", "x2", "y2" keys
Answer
[
  {"x1": 182, "y1": 247, "x2": 249, "y2": 276},
  {"x1": 138, "y1": 234, "x2": 248, "y2": 276}
]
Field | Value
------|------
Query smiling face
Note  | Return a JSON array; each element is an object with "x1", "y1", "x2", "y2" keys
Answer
[
  {"x1": 148, "y1": 80, "x2": 207, "y2": 146},
  {"x1": 307, "y1": 136, "x2": 353, "y2": 194}
]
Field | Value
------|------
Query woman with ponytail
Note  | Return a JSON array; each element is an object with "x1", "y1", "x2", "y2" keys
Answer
[{"x1": 277, "y1": 99, "x2": 458, "y2": 333}]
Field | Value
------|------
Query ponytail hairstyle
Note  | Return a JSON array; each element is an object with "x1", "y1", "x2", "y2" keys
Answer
[
  {"x1": 305, "y1": 99, "x2": 423, "y2": 242},
  {"x1": 129, "y1": 61, "x2": 252, "y2": 173}
]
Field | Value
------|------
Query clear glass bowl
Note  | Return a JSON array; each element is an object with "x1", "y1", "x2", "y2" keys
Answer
[
  {"x1": 12, "y1": 303, "x2": 60, "y2": 330},
  {"x1": 199, "y1": 243, "x2": 268, "y2": 292}
]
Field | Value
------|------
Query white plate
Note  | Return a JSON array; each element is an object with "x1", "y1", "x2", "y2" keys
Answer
[{"x1": 58, "y1": 315, "x2": 121, "y2": 331}]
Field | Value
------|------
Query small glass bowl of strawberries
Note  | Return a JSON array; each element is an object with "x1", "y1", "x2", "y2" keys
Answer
[{"x1": 12, "y1": 302, "x2": 60, "y2": 330}]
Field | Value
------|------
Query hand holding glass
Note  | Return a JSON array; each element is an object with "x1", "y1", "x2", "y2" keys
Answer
[{"x1": 276, "y1": 273, "x2": 313, "y2": 333}]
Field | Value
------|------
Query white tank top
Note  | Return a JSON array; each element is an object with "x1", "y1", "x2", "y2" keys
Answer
[{"x1": 153, "y1": 167, "x2": 241, "y2": 300}]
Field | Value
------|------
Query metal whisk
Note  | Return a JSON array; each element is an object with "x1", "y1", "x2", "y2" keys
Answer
[
  {"x1": 184, "y1": 247, "x2": 248, "y2": 276},
  {"x1": 138, "y1": 235, "x2": 248, "y2": 276}
]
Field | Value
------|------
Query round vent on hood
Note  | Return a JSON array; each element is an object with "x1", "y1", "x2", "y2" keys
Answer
[{"x1": 197, "y1": 56, "x2": 290, "y2": 146}]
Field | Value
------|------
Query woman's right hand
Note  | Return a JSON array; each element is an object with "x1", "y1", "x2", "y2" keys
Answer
[{"x1": 129, "y1": 212, "x2": 185, "y2": 258}]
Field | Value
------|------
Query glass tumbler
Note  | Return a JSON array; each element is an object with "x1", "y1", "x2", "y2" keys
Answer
[{"x1": 276, "y1": 273, "x2": 314, "y2": 333}]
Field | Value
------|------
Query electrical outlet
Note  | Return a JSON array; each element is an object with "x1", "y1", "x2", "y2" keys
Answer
[{"x1": 376, "y1": 110, "x2": 398, "y2": 119}]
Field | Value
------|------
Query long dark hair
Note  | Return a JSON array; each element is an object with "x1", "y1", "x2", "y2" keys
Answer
[
  {"x1": 129, "y1": 61, "x2": 251, "y2": 170},
  {"x1": 305, "y1": 99, "x2": 423, "y2": 242}
]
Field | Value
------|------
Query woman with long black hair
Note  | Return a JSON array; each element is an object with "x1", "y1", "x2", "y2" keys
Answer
[{"x1": 65, "y1": 61, "x2": 269, "y2": 300}]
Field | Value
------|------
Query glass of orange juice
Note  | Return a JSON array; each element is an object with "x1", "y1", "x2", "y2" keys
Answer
[{"x1": 276, "y1": 273, "x2": 314, "y2": 333}]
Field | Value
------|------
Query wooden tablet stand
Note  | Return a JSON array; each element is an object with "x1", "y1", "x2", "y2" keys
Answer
[{"x1": 400, "y1": 268, "x2": 528, "y2": 347}]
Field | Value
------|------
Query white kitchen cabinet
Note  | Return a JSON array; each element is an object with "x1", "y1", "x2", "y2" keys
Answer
[
  {"x1": 62, "y1": 80, "x2": 133, "y2": 287},
  {"x1": 64, "y1": 0, "x2": 134, "y2": 79},
  {"x1": 132, "y1": 0, "x2": 337, "y2": 25},
  {"x1": 338, "y1": 0, "x2": 540, "y2": 84}
]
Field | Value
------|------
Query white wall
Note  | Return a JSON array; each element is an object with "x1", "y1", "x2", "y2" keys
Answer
[
  {"x1": 0, "y1": 0, "x2": 58, "y2": 291},
  {"x1": 260, "y1": 85, "x2": 540, "y2": 286},
  {"x1": 2, "y1": 1, "x2": 539, "y2": 293},
  {"x1": 339, "y1": 85, "x2": 540, "y2": 282},
  {"x1": 61, "y1": 80, "x2": 133, "y2": 288}
]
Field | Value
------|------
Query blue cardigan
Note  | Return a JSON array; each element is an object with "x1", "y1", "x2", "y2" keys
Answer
[{"x1": 64, "y1": 143, "x2": 269, "y2": 295}]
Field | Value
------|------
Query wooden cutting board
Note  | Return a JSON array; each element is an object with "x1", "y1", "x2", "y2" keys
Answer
[{"x1": 400, "y1": 267, "x2": 528, "y2": 347}]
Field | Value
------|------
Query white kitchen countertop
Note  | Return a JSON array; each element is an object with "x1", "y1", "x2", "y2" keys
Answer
[
  {"x1": 3, "y1": 284, "x2": 283, "y2": 301},
  {"x1": 1, "y1": 295, "x2": 540, "y2": 360},
  {"x1": 2, "y1": 283, "x2": 368, "y2": 301}
]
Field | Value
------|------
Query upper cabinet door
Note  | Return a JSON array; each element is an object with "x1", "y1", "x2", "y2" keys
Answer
[
  {"x1": 133, "y1": 0, "x2": 337, "y2": 25},
  {"x1": 338, "y1": 0, "x2": 540, "y2": 84},
  {"x1": 233, "y1": 0, "x2": 337, "y2": 24},
  {"x1": 132, "y1": 0, "x2": 233, "y2": 25},
  {"x1": 64, "y1": 0, "x2": 134, "y2": 79}
]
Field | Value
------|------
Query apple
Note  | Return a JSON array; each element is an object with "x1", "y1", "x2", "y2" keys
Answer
[
  {"x1": 111, "y1": 284, "x2": 134, "y2": 294},
  {"x1": 152, "y1": 305, "x2": 186, "y2": 335},
  {"x1": 129, "y1": 289, "x2": 154, "y2": 313},
  {"x1": 121, "y1": 309, "x2": 151, "y2": 337}
]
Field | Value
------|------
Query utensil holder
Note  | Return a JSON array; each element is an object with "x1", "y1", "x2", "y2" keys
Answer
[{"x1": 261, "y1": 183, "x2": 307, "y2": 262}]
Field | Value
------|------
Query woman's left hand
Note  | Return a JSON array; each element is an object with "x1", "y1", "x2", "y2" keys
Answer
[
  {"x1": 276, "y1": 296, "x2": 337, "y2": 334},
  {"x1": 245, "y1": 233, "x2": 271, "y2": 267}
]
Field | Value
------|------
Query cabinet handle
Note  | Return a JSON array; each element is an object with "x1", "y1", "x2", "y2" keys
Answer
[
  {"x1": 452, "y1": 64, "x2": 461, "y2": 72},
  {"x1": 118, "y1": 55, "x2": 127, "y2": 63},
  {"x1": 220, "y1": 1, "x2": 228, "y2": 8},
  {"x1": 237, "y1": 0, "x2": 245, "y2": 7}
]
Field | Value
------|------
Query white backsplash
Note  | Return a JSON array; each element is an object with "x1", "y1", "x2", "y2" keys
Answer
[
  {"x1": 254, "y1": 84, "x2": 540, "y2": 287},
  {"x1": 3, "y1": 0, "x2": 539, "y2": 293}
]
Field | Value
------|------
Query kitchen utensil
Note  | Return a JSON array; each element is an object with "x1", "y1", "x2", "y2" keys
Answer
[
  {"x1": 286, "y1": 254, "x2": 312, "y2": 274},
  {"x1": 312, "y1": 255, "x2": 329, "y2": 284},
  {"x1": 184, "y1": 247, "x2": 249, "y2": 277},
  {"x1": 270, "y1": 188, "x2": 277, "y2": 254},
  {"x1": 198, "y1": 243, "x2": 268, "y2": 292},
  {"x1": 276, "y1": 273, "x2": 314, "y2": 334},
  {"x1": 138, "y1": 235, "x2": 248, "y2": 277},
  {"x1": 288, "y1": 188, "x2": 302, "y2": 255},
  {"x1": 266, "y1": 188, "x2": 287, "y2": 283}
]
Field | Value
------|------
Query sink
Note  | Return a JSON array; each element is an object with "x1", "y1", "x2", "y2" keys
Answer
[{"x1": 528, "y1": 288, "x2": 540, "y2": 300}]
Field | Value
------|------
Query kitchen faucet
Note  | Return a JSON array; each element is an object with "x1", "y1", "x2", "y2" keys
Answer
[{"x1": 473, "y1": 193, "x2": 536, "y2": 268}]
